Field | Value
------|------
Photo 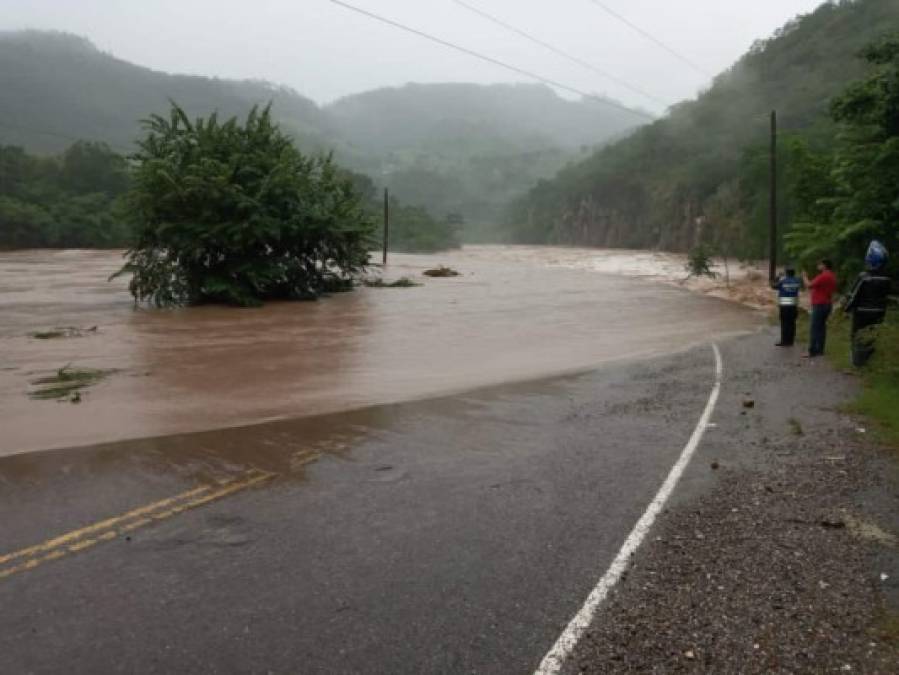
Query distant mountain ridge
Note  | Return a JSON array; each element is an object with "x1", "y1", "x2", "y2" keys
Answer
[
  {"x1": 0, "y1": 30, "x2": 332, "y2": 154},
  {"x1": 0, "y1": 30, "x2": 647, "y2": 226}
]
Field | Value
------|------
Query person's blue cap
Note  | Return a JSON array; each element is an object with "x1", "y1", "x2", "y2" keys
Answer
[{"x1": 865, "y1": 240, "x2": 888, "y2": 270}]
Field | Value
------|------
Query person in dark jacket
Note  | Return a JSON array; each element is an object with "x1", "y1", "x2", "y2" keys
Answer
[
  {"x1": 772, "y1": 266, "x2": 802, "y2": 346},
  {"x1": 843, "y1": 241, "x2": 892, "y2": 367}
]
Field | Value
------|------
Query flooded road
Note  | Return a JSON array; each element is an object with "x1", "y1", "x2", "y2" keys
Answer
[{"x1": 0, "y1": 246, "x2": 762, "y2": 455}]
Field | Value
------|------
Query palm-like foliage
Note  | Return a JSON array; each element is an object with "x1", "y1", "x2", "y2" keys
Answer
[{"x1": 116, "y1": 103, "x2": 374, "y2": 306}]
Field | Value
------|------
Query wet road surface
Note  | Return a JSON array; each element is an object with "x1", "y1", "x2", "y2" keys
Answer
[
  {"x1": 0, "y1": 344, "x2": 727, "y2": 674},
  {"x1": 0, "y1": 247, "x2": 759, "y2": 454}
]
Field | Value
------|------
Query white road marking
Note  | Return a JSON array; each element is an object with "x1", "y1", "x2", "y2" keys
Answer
[{"x1": 534, "y1": 344, "x2": 724, "y2": 675}]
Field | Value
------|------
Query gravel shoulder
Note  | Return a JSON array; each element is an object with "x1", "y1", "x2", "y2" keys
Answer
[{"x1": 569, "y1": 330, "x2": 899, "y2": 673}]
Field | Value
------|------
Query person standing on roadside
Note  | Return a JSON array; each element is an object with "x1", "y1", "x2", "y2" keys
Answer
[
  {"x1": 843, "y1": 241, "x2": 891, "y2": 367},
  {"x1": 803, "y1": 259, "x2": 838, "y2": 358},
  {"x1": 772, "y1": 266, "x2": 802, "y2": 346}
]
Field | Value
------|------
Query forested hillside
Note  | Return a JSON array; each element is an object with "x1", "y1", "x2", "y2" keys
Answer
[
  {"x1": 328, "y1": 83, "x2": 645, "y2": 229},
  {"x1": 508, "y1": 0, "x2": 899, "y2": 257},
  {"x1": 0, "y1": 31, "x2": 333, "y2": 155},
  {"x1": 0, "y1": 31, "x2": 645, "y2": 232}
]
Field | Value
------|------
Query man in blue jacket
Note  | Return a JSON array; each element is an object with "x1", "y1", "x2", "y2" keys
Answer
[{"x1": 772, "y1": 266, "x2": 802, "y2": 347}]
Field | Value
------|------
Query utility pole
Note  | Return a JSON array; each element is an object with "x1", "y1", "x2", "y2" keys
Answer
[
  {"x1": 768, "y1": 110, "x2": 777, "y2": 284},
  {"x1": 382, "y1": 188, "x2": 389, "y2": 266}
]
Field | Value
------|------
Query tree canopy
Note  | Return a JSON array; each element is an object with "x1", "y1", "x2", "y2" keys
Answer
[
  {"x1": 0, "y1": 141, "x2": 129, "y2": 249},
  {"x1": 786, "y1": 34, "x2": 899, "y2": 280},
  {"x1": 1, "y1": 31, "x2": 644, "y2": 233},
  {"x1": 116, "y1": 103, "x2": 374, "y2": 307}
]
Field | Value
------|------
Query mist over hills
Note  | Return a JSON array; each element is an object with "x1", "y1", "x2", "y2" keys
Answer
[
  {"x1": 0, "y1": 30, "x2": 647, "y2": 227},
  {"x1": 508, "y1": 0, "x2": 899, "y2": 254}
]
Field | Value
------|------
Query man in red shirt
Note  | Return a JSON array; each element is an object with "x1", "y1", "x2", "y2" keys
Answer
[{"x1": 803, "y1": 259, "x2": 838, "y2": 358}]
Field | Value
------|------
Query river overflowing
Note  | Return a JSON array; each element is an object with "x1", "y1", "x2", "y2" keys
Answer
[{"x1": 0, "y1": 246, "x2": 762, "y2": 455}]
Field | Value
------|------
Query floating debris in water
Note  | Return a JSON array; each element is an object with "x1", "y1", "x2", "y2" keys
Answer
[
  {"x1": 30, "y1": 326, "x2": 98, "y2": 340},
  {"x1": 363, "y1": 277, "x2": 420, "y2": 288},
  {"x1": 423, "y1": 266, "x2": 460, "y2": 278},
  {"x1": 29, "y1": 364, "x2": 116, "y2": 401}
]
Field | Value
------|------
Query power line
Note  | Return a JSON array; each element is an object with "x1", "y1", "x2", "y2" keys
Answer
[
  {"x1": 452, "y1": 0, "x2": 669, "y2": 109},
  {"x1": 584, "y1": 0, "x2": 712, "y2": 78},
  {"x1": 328, "y1": 0, "x2": 655, "y2": 121}
]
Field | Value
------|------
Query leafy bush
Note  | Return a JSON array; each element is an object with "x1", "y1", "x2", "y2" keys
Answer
[
  {"x1": 685, "y1": 244, "x2": 718, "y2": 279},
  {"x1": 115, "y1": 103, "x2": 375, "y2": 306}
]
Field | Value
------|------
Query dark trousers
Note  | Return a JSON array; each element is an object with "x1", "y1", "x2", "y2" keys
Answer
[
  {"x1": 809, "y1": 304, "x2": 832, "y2": 356},
  {"x1": 851, "y1": 310, "x2": 886, "y2": 367},
  {"x1": 778, "y1": 305, "x2": 797, "y2": 345}
]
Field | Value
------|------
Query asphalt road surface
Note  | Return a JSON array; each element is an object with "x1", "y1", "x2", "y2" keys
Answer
[{"x1": 0, "y1": 342, "x2": 731, "y2": 674}]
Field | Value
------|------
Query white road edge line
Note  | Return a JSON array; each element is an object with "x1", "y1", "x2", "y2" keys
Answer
[{"x1": 534, "y1": 343, "x2": 724, "y2": 675}]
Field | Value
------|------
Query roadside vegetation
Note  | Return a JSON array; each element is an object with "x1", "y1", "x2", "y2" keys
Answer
[{"x1": 786, "y1": 33, "x2": 899, "y2": 448}]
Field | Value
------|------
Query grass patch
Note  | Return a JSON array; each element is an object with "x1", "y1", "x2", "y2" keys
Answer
[
  {"x1": 799, "y1": 308, "x2": 899, "y2": 449},
  {"x1": 363, "y1": 277, "x2": 421, "y2": 288},
  {"x1": 873, "y1": 612, "x2": 899, "y2": 648},
  {"x1": 788, "y1": 417, "x2": 804, "y2": 436},
  {"x1": 29, "y1": 365, "x2": 116, "y2": 401},
  {"x1": 849, "y1": 374, "x2": 899, "y2": 447}
]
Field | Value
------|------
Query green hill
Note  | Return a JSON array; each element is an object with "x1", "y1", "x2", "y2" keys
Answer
[
  {"x1": 327, "y1": 82, "x2": 645, "y2": 229},
  {"x1": 508, "y1": 0, "x2": 899, "y2": 255},
  {"x1": 0, "y1": 30, "x2": 647, "y2": 231},
  {"x1": 0, "y1": 30, "x2": 333, "y2": 155}
]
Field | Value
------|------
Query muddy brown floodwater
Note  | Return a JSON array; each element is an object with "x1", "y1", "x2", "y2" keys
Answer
[{"x1": 0, "y1": 247, "x2": 763, "y2": 456}]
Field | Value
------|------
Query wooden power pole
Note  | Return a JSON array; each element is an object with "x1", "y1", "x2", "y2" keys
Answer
[
  {"x1": 382, "y1": 188, "x2": 389, "y2": 266},
  {"x1": 768, "y1": 110, "x2": 778, "y2": 284}
]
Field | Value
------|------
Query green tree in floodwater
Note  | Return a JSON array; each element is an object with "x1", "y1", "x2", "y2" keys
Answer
[
  {"x1": 685, "y1": 243, "x2": 718, "y2": 280},
  {"x1": 786, "y1": 34, "x2": 899, "y2": 279},
  {"x1": 115, "y1": 103, "x2": 375, "y2": 307}
]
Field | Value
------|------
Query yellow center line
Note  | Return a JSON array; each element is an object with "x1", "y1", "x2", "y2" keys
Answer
[
  {"x1": 0, "y1": 483, "x2": 213, "y2": 566},
  {"x1": 0, "y1": 468, "x2": 276, "y2": 581}
]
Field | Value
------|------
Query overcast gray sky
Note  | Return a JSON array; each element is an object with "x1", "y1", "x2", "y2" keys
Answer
[{"x1": 4, "y1": 0, "x2": 825, "y2": 112}]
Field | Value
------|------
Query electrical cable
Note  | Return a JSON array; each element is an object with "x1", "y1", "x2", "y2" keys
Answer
[
  {"x1": 328, "y1": 0, "x2": 655, "y2": 120},
  {"x1": 584, "y1": 0, "x2": 712, "y2": 78},
  {"x1": 452, "y1": 0, "x2": 669, "y2": 109}
]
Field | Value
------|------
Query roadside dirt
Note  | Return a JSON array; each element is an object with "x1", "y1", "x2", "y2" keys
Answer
[{"x1": 568, "y1": 331, "x2": 899, "y2": 673}]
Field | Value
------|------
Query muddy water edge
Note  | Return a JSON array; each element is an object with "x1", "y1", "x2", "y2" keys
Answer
[{"x1": 0, "y1": 246, "x2": 763, "y2": 456}]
